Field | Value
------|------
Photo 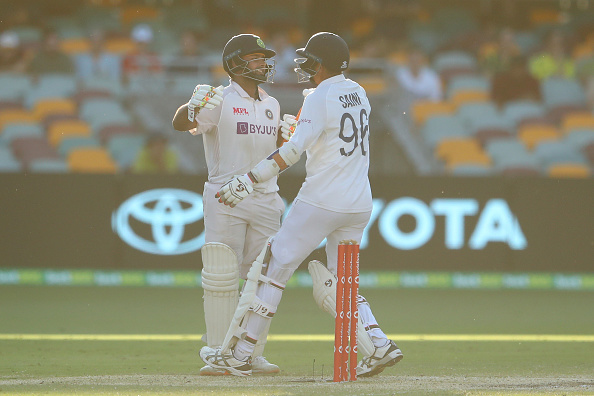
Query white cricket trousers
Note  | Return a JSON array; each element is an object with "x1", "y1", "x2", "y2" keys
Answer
[
  {"x1": 237, "y1": 199, "x2": 374, "y2": 353},
  {"x1": 267, "y1": 199, "x2": 371, "y2": 285},
  {"x1": 202, "y1": 182, "x2": 285, "y2": 279}
]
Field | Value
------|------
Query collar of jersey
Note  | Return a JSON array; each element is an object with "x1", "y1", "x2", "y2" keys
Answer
[
  {"x1": 230, "y1": 79, "x2": 269, "y2": 101},
  {"x1": 317, "y1": 74, "x2": 346, "y2": 88}
]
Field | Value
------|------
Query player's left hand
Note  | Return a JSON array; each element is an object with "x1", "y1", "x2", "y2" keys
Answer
[
  {"x1": 280, "y1": 114, "x2": 297, "y2": 141},
  {"x1": 216, "y1": 174, "x2": 254, "y2": 207}
]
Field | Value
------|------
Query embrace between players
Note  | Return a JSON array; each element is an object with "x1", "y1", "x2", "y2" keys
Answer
[{"x1": 172, "y1": 32, "x2": 403, "y2": 377}]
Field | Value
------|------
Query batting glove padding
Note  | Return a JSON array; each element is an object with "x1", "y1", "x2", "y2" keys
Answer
[
  {"x1": 216, "y1": 174, "x2": 254, "y2": 207},
  {"x1": 187, "y1": 84, "x2": 224, "y2": 121},
  {"x1": 280, "y1": 114, "x2": 297, "y2": 141}
]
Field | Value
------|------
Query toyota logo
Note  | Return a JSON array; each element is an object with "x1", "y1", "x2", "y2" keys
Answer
[{"x1": 112, "y1": 189, "x2": 204, "y2": 255}]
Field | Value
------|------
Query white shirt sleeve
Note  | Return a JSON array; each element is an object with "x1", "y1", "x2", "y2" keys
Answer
[
  {"x1": 189, "y1": 104, "x2": 221, "y2": 135},
  {"x1": 289, "y1": 91, "x2": 326, "y2": 154}
]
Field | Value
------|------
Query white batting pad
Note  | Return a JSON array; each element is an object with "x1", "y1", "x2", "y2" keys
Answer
[
  {"x1": 220, "y1": 238, "x2": 272, "y2": 353},
  {"x1": 201, "y1": 242, "x2": 239, "y2": 348},
  {"x1": 308, "y1": 260, "x2": 375, "y2": 357}
]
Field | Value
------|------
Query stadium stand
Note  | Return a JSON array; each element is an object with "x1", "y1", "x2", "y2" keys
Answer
[{"x1": 0, "y1": 1, "x2": 591, "y2": 177}]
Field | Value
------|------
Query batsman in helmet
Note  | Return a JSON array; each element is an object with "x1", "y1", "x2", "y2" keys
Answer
[{"x1": 172, "y1": 34, "x2": 296, "y2": 375}]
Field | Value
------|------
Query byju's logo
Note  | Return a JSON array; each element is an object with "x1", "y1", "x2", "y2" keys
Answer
[
  {"x1": 112, "y1": 189, "x2": 204, "y2": 255},
  {"x1": 237, "y1": 122, "x2": 248, "y2": 134}
]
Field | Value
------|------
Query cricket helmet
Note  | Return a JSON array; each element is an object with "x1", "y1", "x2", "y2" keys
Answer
[
  {"x1": 294, "y1": 32, "x2": 349, "y2": 82},
  {"x1": 222, "y1": 34, "x2": 276, "y2": 83}
]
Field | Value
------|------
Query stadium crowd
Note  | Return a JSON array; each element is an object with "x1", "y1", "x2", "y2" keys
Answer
[{"x1": 0, "y1": 0, "x2": 593, "y2": 176}]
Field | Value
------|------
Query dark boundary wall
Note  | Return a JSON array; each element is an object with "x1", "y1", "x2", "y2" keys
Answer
[{"x1": 1, "y1": 174, "x2": 592, "y2": 272}]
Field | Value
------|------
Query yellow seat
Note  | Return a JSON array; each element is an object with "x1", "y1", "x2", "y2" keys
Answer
[
  {"x1": 0, "y1": 109, "x2": 37, "y2": 131},
  {"x1": 561, "y1": 113, "x2": 594, "y2": 134},
  {"x1": 530, "y1": 9, "x2": 561, "y2": 25},
  {"x1": 48, "y1": 120, "x2": 92, "y2": 147},
  {"x1": 33, "y1": 98, "x2": 77, "y2": 121},
  {"x1": 60, "y1": 38, "x2": 91, "y2": 54},
  {"x1": 518, "y1": 125, "x2": 560, "y2": 150},
  {"x1": 104, "y1": 38, "x2": 137, "y2": 54},
  {"x1": 68, "y1": 148, "x2": 117, "y2": 173},
  {"x1": 412, "y1": 100, "x2": 455, "y2": 125},
  {"x1": 445, "y1": 149, "x2": 491, "y2": 169},
  {"x1": 435, "y1": 138, "x2": 482, "y2": 161},
  {"x1": 450, "y1": 89, "x2": 489, "y2": 109},
  {"x1": 547, "y1": 163, "x2": 590, "y2": 178},
  {"x1": 358, "y1": 76, "x2": 386, "y2": 94},
  {"x1": 120, "y1": 6, "x2": 160, "y2": 25}
]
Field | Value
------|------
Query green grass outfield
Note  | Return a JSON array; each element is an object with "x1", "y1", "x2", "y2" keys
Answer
[{"x1": 0, "y1": 285, "x2": 593, "y2": 395}]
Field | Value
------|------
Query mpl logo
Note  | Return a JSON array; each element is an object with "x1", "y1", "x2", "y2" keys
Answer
[
  {"x1": 112, "y1": 189, "x2": 204, "y2": 255},
  {"x1": 233, "y1": 107, "x2": 249, "y2": 116}
]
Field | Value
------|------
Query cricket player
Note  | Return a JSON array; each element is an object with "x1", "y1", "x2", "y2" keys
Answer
[
  {"x1": 200, "y1": 32, "x2": 403, "y2": 377},
  {"x1": 172, "y1": 33, "x2": 289, "y2": 375}
]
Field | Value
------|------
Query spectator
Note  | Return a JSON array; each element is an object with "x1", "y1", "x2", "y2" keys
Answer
[
  {"x1": 0, "y1": 31, "x2": 29, "y2": 73},
  {"x1": 491, "y1": 55, "x2": 541, "y2": 107},
  {"x1": 27, "y1": 28, "x2": 75, "y2": 75},
  {"x1": 122, "y1": 24, "x2": 162, "y2": 79},
  {"x1": 131, "y1": 133, "x2": 178, "y2": 174},
  {"x1": 166, "y1": 30, "x2": 208, "y2": 75},
  {"x1": 529, "y1": 29, "x2": 575, "y2": 80},
  {"x1": 395, "y1": 47, "x2": 442, "y2": 101},
  {"x1": 479, "y1": 27, "x2": 522, "y2": 75},
  {"x1": 74, "y1": 29, "x2": 121, "y2": 81}
]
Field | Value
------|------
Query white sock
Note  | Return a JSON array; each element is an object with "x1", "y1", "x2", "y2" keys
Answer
[
  {"x1": 357, "y1": 294, "x2": 388, "y2": 347},
  {"x1": 233, "y1": 338, "x2": 255, "y2": 361},
  {"x1": 234, "y1": 282, "x2": 284, "y2": 361}
]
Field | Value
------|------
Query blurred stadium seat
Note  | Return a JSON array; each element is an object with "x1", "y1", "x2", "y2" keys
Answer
[
  {"x1": 422, "y1": 114, "x2": 469, "y2": 148},
  {"x1": 412, "y1": 100, "x2": 455, "y2": 125},
  {"x1": 68, "y1": 148, "x2": 118, "y2": 173},
  {"x1": 518, "y1": 124, "x2": 560, "y2": 150},
  {"x1": 541, "y1": 78, "x2": 586, "y2": 109},
  {"x1": 48, "y1": 120, "x2": 92, "y2": 147},
  {"x1": 107, "y1": 134, "x2": 146, "y2": 169},
  {"x1": 547, "y1": 163, "x2": 590, "y2": 178},
  {"x1": 29, "y1": 158, "x2": 69, "y2": 173},
  {"x1": 58, "y1": 136, "x2": 101, "y2": 157},
  {"x1": 33, "y1": 98, "x2": 77, "y2": 121},
  {"x1": 447, "y1": 75, "x2": 490, "y2": 99},
  {"x1": 501, "y1": 100, "x2": 546, "y2": 127},
  {"x1": 0, "y1": 109, "x2": 37, "y2": 131},
  {"x1": 533, "y1": 140, "x2": 588, "y2": 168},
  {"x1": 0, "y1": 73, "x2": 32, "y2": 101},
  {"x1": 11, "y1": 137, "x2": 61, "y2": 168},
  {"x1": 1, "y1": 123, "x2": 44, "y2": 143}
]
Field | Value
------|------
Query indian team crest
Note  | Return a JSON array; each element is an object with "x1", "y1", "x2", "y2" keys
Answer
[
  {"x1": 265, "y1": 109, "x2": 273, "y2": 120},
  {"x1": 257, "y1": 38, "x2": 266, "y2": 48}
]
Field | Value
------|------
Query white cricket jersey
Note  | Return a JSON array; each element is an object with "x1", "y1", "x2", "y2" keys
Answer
[
  {"x1": 290, "y1": 74, "x2": 372, "y2": 213},
  {"x1": 190, "y1": 80, "x2": 280, "y2": 193}
]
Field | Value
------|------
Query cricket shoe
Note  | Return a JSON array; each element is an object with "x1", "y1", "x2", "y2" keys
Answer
[
  {"x1": 356, "y1": 340, "x2": 403, "y2": 378},
  {"x1": 199, "y1": 365, "x2": 229, "y2": 376},
  {"x1": 252, "y1": 356, "x2": 280, "y2": 374},
  {"x1": 199, "y1": 346, "x2": 252, "y2": 377}
]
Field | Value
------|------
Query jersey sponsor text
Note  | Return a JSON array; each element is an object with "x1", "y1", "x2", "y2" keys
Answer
[{"x1": 236, "y1": 122, "x2": 277, "y2": 136}]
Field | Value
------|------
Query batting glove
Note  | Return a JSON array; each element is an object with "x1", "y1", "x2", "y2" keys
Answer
[
  {"x1": 187, "y1": 84, "x2": 224, "y2": 121},
  {"x1": 280, "y1": 114, "x2": 297, "y2": 141},
  {"x1": 216, "y1": 174, "x2": 254, "y2": 207},
  {"x1": 302, "y1": 88, "x2": 315, "y2": 97}
]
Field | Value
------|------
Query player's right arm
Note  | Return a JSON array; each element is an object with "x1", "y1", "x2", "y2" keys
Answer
[
  {"x1": 172, "y1": 84, "x2": 223, "y2": 131},
  {"x1": 172, "y1": 103, "x2": 197, "y2": 131}
]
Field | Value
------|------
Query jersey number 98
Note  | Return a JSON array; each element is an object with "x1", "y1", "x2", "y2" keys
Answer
[{"x1": 339, "y1": 109, "x2": 368, "y2": 157}]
